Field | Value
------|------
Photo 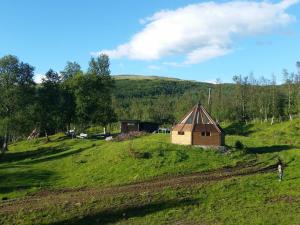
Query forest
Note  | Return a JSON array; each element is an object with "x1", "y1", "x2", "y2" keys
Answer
[
  {"x1": 113, "y1": 68, "x2": 300, "y2": 125},
  {"x1": 0, "y1": 54, "x2": 300, "y2": 152}
]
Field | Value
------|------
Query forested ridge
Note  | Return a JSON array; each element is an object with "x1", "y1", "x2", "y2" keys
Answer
[
  {"x1": 0, "y1": 54, "x2": 300, "y2": 152},
  {"x1": 113, "y1": 70, "x2": 300, "y2": 125}
]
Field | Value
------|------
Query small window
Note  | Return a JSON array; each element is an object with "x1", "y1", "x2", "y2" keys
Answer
[
  {"x1": 201, "y1": 132, "x2": 211, "y2": 136},
  {"x1": 178, "y1": 131, "x2": 185, "y2": 135}
]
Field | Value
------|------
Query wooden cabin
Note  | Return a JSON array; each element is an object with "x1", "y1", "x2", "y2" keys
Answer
[
  {"x1": 171, "y1": 104, "x2": 225, "y2": 146},
  {"x1": 120, "y1": 120, "x2": 159, "y2": 133}
]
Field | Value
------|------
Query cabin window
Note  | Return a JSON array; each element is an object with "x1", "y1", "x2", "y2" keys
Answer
[
  {"x1": 201, "y1": 132, "x2": 211, "y2": 136},
  {"x1": 178, "y1": 131, "x2": 185, "y2": 135}
]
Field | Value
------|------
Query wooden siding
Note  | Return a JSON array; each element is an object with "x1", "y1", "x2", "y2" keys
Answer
[
  {"x1": 193, "y1": 124, "x2": 220, "y2": 133},
  {"x1": 171, "y1": 104, "x2": 225, "y2": 146},
  {"x1": 192, "y1": 131, "x2": 222, "y2": 146},
  {"x1": 121, "y1": 121, "x2": 159, "y2": 133},
  {"x1": 172, "y1": 124, "x2": 194, "y2": 131},
  {"x1": 171, "y1": 131, "x2": 192, "y2": 145},
  {"x1": 121, "y1": 121, "x2": 139, "y2": 133}
]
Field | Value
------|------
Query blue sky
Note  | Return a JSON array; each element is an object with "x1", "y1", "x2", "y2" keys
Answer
[{"x1": 0, "y1": 0, "x2": 300, "y2": 83}]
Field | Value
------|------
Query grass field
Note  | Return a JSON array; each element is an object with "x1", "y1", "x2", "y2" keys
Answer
[{"x1": 1, "y1": 119, "x2": 300, "y2": 224}]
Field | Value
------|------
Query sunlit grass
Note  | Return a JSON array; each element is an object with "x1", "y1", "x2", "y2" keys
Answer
[{"x1": 1, "y1": 119, "x2": 300, "y2": 224}]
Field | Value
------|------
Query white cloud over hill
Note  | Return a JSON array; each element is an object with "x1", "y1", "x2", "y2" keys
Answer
[{"x1": 92, "y1": 0, "x2": 298, "y2": 65}]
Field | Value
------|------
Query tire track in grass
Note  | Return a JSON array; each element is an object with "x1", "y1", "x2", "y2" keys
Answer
[{"x1": 0, "y1": 163, "x2": 276, "y2": 213}]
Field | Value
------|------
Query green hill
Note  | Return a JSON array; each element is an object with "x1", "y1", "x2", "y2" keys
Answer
[
  {"x1": 1, "y1": 119, "x2": 300, "y2": 224},
  {"x1": 113, "y1": 74, "x2": 184, "y2": 81},
  {"x1": 113, "y1": 74, "x2": 215, "y2": 99},
  {"x1": 111, "y1": 75, "x2": 240, "y2": 123}
]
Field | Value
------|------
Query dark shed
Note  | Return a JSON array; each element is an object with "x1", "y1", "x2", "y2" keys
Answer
[{"x1": 120, "y1": 120, "x2": 159, "y2": 133}]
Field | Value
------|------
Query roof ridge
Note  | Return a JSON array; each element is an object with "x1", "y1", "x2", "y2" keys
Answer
[{"x1": 176, "y1": 104, "x2": 221, "y2": 132}]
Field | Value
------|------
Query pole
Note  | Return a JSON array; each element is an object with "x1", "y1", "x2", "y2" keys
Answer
[{"x1": 208, "y1": 87, "x2": 211, "y2": 113}]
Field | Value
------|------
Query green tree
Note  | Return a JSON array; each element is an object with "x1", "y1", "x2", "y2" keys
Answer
[
  {"x1": 270, "y1": 74, "x2": 278, "y2": 124},
  {"x1": 282, "y1": 69, "x2": 297, "y2": 120},
  {"x1": 61, "y1": 61, "x2": 82, "y2": 80},
  {"x1": 233, "y1": 75, "x2": 245, "y2": 121},
  {"x1": 36, "y1": 69, "x2": 62, "y2": 140},
  {"x1": 74, "y1": 55, "x2": 116, "y2": 132},
  {"x1": 0, "y1": 55, "x2": 35, "y2": 152},
  {"x1": 150, "y1": 95, "x2": 175, "y2": 124},
  {"x1": 60, "y1": 61, "x2": 83, "y2": 130}
]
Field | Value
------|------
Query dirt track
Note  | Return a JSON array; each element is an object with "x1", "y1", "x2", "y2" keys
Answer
[{"x1": 0, "y1": 163, "x2": 276, "y2": 214}]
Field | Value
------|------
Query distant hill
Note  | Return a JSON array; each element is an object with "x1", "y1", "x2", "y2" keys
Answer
[
  {"x1": 113, "y1": 74, "x2": 183, "y2": 82},
  {"x1": 113, "y1": 74, "x2": 233, "y2": 99}
]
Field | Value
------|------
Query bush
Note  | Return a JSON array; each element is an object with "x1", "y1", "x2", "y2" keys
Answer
[
  {"x1": 158, "y1": 149, "x2": 165, "y2": 157},
  {"x1": 114, "y1": 131, "x2": 147, "y2": 142},
  {"x1": 128, "y1": 148, "x2": 151, "y2": 159},
  {"x1": 234, "y1": 140, "x2": 244, "y2": 150}
]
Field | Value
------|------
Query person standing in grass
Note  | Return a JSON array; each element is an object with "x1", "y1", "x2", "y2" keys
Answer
[{"x1": 277, "y1": 159, "x2": 283, "y2": 181}]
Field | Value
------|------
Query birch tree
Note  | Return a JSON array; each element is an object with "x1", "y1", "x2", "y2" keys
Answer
[{"x1": 0, "y1": 55, "x2": 35, "y2": 152}]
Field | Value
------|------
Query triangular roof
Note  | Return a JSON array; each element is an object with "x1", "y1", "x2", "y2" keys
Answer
[{"x1": 176, "y1": 104, "x2": 222, "y2": 133}]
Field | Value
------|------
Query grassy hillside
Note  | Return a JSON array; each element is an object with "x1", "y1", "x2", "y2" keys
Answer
[
  {"x1": 114, "y1": 74, "x2": 183, "y2": 81},
  {"x1": 0, "y1": 134, "x2": 245, "y2": 199},
  {"x1": 113, "y1": 75, "x2": 216, "y2": 99},
  {"x1": 113, "y1": 74, "x2": 235, "y2": 99},
  {"x1": 1, "y1": 119, "x2": 300, "y2": 224}
]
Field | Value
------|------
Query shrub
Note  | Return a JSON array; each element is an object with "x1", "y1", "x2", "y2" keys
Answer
[
  {"x1": 128, "y1": 148, "x2": 151, "y2": 159},
  {"x1": 114, "y1": 131, "x2": 147, "y2": 142},
  {"x1": 158, "y1": 149, "x2": 165, "y2": 157},
  {"x1": 234, "y1": 140, "x2": 244, "y2": 150}
]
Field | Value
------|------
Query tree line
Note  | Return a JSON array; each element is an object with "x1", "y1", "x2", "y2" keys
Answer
[
  {"x1": 112, "y1": 65, "x2": 300, "y2": 125},
  {"x1": 0, "y1": 54, "x2": 116, "y2": 153},
  {"x1": 1, "y1": 54, "x2": 299, "y2": 152}
]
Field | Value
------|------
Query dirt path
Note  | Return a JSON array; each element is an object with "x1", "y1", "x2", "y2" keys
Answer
[{"x1": 0, "y1": 163, "x2": 276, "y2": 214}]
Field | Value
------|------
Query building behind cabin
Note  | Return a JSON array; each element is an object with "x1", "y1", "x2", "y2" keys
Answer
[{"x1": 120, "y1": 120, "x2": 159, "y2": 133}]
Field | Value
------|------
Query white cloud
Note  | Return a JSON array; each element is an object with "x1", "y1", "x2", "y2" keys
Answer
[
  {"x1": 148, "y1": 65, "x2": 161, "y2": 70},
  {"x1": 203, "y1": 79, "x2": 218, "y2": 84},
  {"x1": 185, "y1": 45, "x2": 232, "y2": 64},
  {"x1": 162, "y1": 61, "x2": 186, "y2": 67},
  {"x1": 92, "y1": 0, "x2": 298, "y2": 65},
  {"x1": 34, "y1": 73, "x2": 45, "y2": 84}
]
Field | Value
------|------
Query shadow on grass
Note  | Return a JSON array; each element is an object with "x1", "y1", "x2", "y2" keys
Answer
[
  {"x1": 288, "y1": 176, "x2": 300, "y2": 180},
  {"x1": 21, "y1": 146, "x2": 92, "y2": 165},
  {"x1": 0, "y1": 145, "x2": 93, "y2": 165},
  {"x1": 246, "y1": 145, "x2": 294, "y2": 154},
  {"x1": 0, "y1": 146, "x2": 69, "y2": 163},
  {"x1": 50, "y1": 198, "x2": 198, "y2": 225},
  {"x1": 0, "y1": 169, "x2": 56, "y2": 195},
  {"x1": 224, "y1": 122, "x2": 254, "y2": 136},
  {"x1": 54, "y1": 136, "x2": 71, "y2": 142}
]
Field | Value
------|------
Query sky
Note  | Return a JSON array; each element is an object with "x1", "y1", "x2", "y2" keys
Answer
[{"x1": 0, "y1": 0, "x2": 300, "y2": 83}]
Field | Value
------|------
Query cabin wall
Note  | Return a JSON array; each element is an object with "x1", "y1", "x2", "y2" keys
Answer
[
  {"x1": 171, "y1": 131, "x2": 192, "y2": 145},
  {"x1": 192, "y1": 132, "x2": 222, "y2": 146},
  {"x1": 121, "y1": 122, "x2": 139, "y2": 133}
]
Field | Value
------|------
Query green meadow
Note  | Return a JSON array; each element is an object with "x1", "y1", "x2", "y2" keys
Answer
[{"x1": 1, "y1": 119, "x2": 300, "y2": 224}]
